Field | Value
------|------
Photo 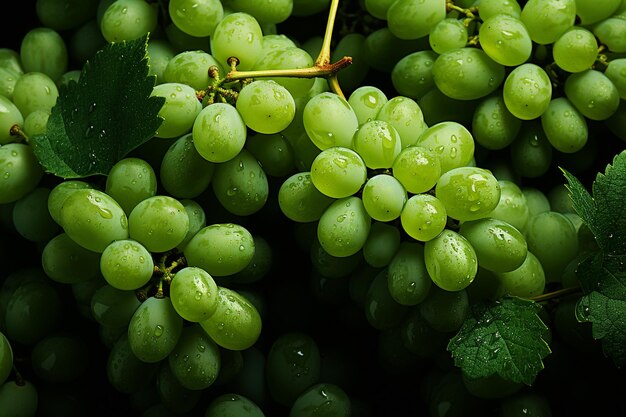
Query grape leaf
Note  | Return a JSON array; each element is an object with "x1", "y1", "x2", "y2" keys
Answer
[
  {"x1": 563, "y1": 150, "x2": 626, "y2": 366},
  {"x1": 448, "y1": 297, "x2": 551, "y2": 385},
  {"x1": 30, "y1": 34, "x2": 164, "y2": 179}
]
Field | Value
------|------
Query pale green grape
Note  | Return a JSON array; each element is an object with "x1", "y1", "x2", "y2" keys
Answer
[
  {"x1": 236, "y1": 80, "x2": 296, "y2": 134},
  {"x1": 400, "y1": 194, "x2": 447, "y2": 242},
  {"x1": 245, "y1": 132, "x2": 295, "y2": 177},
  {"x1": 472, "y1": 92, "x2": 522, "y2": 150},
  {"x1": 391, "y1": 50, "x2": 437, "y2": 100},
  {"x1": 163, "y1": 50, "x2": 223, "y2": 90},
  {"x1": 22, "y1": 108, "x2": 49, "y2": 138},
  {"x1": 36, "y1": 0, "x2": 98, "y2": 31},
  {"x1": 317, "y1": 196, "x2": 371, "y2": 257},
  {"x1": 435, "y1": 166, "x2": 501, "y2": 222},
  {"x1": 90, "y1": 284, "x2": 140, "y2": 328},
  {"x1": 303, "y1": 92, "x2": 359, "y2": 150},
  {"x1": 206, "y1": 393, "x2": 265, "y2": 417},
  {"x1": 520, "y1": 0, "x2": 576, "y2": 44},
  {"x1": 424, "y1": 229, "x2": 478, "y2": 292},
  {"x1": 503, "y1": 63, "x2": 552, "y2": 120},
  {"x1": 363, "y1": 27, "x2": 430, "y2": 73},
  {"x1": 564, "y1": 69, "x2": 620, "y2": 120},
  {"x1": 12, "y1": 186, "x2": 59, "y2": 242},
  {"x1": 258, "y1": 34, "x2": 297, "y2": 59},
  {"x1": 168, "y1": 0, "x2": 223, "y2": 37},
  {"x1": 386, "y1": 0, "x2": 447, "y2": 40},
  {"x1": 523, "y1": 187, "x2": 551, "y2": 217},
  {"x1": 593, "y1": 18, "x2": 626, "y2": 53},
  {"x1": 0, "y1": 380, "x2": 38, "y2": 417},
  {"x1": 107, "y1": 334, "x2": 158, "y2": 394},
  {"x1": 478, "y1": 14, "x2": 532, "y2": 66},
  {"x1": 0, "y1": 95, "x2": 24, "y2": 145},
  {"x1": 331, "y1": 33, "x2": 370, "y2": 92},
  {"x1": 168, "y1": 324, "x2": 221, "y2": 390},
  {"x1": 363, "y1": 221, "x2": 402, "y2": 268},
  {"x1": 47, "y1": 181, "x2": 93, "y2": 225},
  {"x1": 176, "y1": 199, "x2": 206, "y2": 252},
  {"x1": 128, "y1": 195, "x2": 189, "y2": 253},
  {"x1": 150, "y1": 82, "x2": 201, "y2": 138},
  {"x1": 68, "y1": 19, "x2": 107, "y2": 67},
  {"x1": 376, "y1": 96, "x2": 428, "y2": 148},
  {"x1": 347, "y1": 85, "x2": 388, "y2": 125},
  {"x1": 541, "y1": 97, "x2": 588, "y2": 153},
  {"x1": 605, "y1": 59, "x2": 626, "y2": 99},
  {"x1": 0, "y1": 332, "x2": 12, "y2": 385},
  {"x1": 147, "y1": 39, "x2": 176, "y2": 84},
  {"x1": 100, "y1": 0, "x2": 158, "y2": 43},
  {"x1": 352, "y1": 119, "x2": 402, "y2": 169},
  {"x1": 429, "y1": 18, "x2": 468, "y2": 55},
  {"x1": 387, "y1": 241, "x2": 431, "y2": 306},
  {"x1": 160, "y1": 133, "x2": 215, "y2": 199},
  {"x1": 100, "y1": 239, "x2": 153, "y2": 291},
  {"x1": 391, "y1": 145, "x2": 440, "y2": 194},
  {"x1": 290, "y1": 383, "x2": 351, "y2": 417},
  {"x1": 361, "y1": 174, "x2": 407, "y2": 222},
  {"x1": 477, "y1": 0, "x2": 521, "y2": 19},
  {"x1": 495, "y1": 251, "x2": 545, "y2": 298},
  {"x1": 184, "y1": 223, "x2": 255, "y2": 277},
  {"x1": 0, "y1": 65, "x2": 21, "y2": 101},
  {"x1": 415, "y1": 121, "x2": 475, "y2": 174},
  {"x1": 365, "y1": 0, "x2": 395, "y2": 19},
  {"x1": 576, "y1": 0, "x2": 622, "y2": 25},
  {"x1": 231, "y1": 234, "x2": 273, "y2": 284},
  {"x1": 192, "y1": 102, "x2": 247, "y2": 163},
  {"x1": 170, "y1": 266, "x2": 218, "y2": 322},
  {"x1": 418, "y1": 87, "x2": 475, "y2": 126},
  {"x1": 42, "y1": 232, "x2": 101, "y2": 284},
  {"x1": 210, "y1": 12, "x2": 264, "y2": 71},
  {"x1": 310, "y1": 146, "x2": 367, "y2": 199},
  {"x1": 105, "y1": 157, "x2": 157, "y2": 215},
  {"x1": 227, "y1": 0, "x2": 293, "y2": 24},
  {"x1": 552, "y1": 27, "x2": 598, "y2": 73},
  {"x1": 164, "y1": 21, "x2": 210, "y2": 53},
  {"x1": 210, "y1": 148, "x2": 269, "y2": 216},
  {"x1": 253, "y1": 47, "x2": 314, "y2": 98},
  {"x1": 419, "y1": 286, "x2": 469, "y2": 332},
  {"x1": 60, "y1": 188, "x2": 129, "y2": 253},
  {"x1": 488, "y1": 180, "x2": 530, "y2": 232},
  {"x1": 278, "y1": 171, "x2": 334, "y2": 222},
  {"x1": 606, "y1": 100, "x2": 626, "y2": 142},
  {"x1": 20, "y1": 27, "x2": 68, "y2": 82},
  {"x1": 432, "y1": 47, "x2": 505, "y2": 101},
  {"x1": 199, "y1": 287, "x2": 262, "y2": 351},
  {"x1": 510, "y1": 120, "x2": 553, "y2": 178},
  {"x1": 12, "y1": 71, "x2": 59, "y2": 117}
]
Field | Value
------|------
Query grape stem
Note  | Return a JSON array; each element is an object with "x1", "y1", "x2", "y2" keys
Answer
[
  {"x1": 9, "y1": 124, "x2": 28, "y2": 143},
  {"x1": 530, "y1": 286, "x2": 581, "y2": 303},
  {"x1": 446, "y1": 1, "x2": 478, "y2": 25}
]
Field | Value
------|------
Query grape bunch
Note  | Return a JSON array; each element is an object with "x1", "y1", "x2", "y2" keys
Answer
[{"x1": 1, "y1": 0, "x2": 626, "y2": 416}]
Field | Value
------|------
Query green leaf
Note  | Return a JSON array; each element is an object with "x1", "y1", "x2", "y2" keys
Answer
[
  {"x1": 564, "y1": 150, "x2": 626, "y2": 367},
  {"x1": 448, "y1": 297, "x2": 551, "y2": 385},
  {"x1": 30, "y1": 34, "x2": 165, "y2": 179}
]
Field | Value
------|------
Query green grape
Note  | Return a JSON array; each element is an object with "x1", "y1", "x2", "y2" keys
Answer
[
  {"x1": 478, "y1": 14, "x2": 532, "y2": 66},
  {"x1": 509, "y1": 120, "x2": 553, "y2": 178},
  {"x1": 459, "y1": 217, "x2": 527, "y2": 273},
  {"x1": 128, "y1": 195, "x2": 189, "y2": 253},
  {"x1": 105, "y1": 157, "x2": 157, "y2": 215},
  {"x1": 47, "y1": 180, "x2": 93, "y2": 225},
  {"x1": 472, "y1": 92, "x2": 522, "y2": 150},
  {"x1": 0, "y1": 145, "x2": 44, "y2": 204},
  {"x1": 192, "y1": 102, "x2": 247, "y2": 163},
  {"x1": 12, "y1": 71, "x2": 58, "y2": 118},
  {"x1": 107, "y1": 334, "x2": 159, "y2": 394},
  {"x1": 376, "y1": 96, "x2": 428, "y2": 148},
  {"x1": 163, "y1": 50, "x2": 223, "y2": 90},
  {"x1": 265, "y1": 331, "x2": 321, "y2": 406},
  {"x1": 91, "y1": 284, "x2": 140, "y2": 328},
  {"x1": 245, "y1": 132, "x2": 295, "y2": 177},
  {"x1": 576, "y1": 0, "x2": 622, "y2": 25},
  {"x1": 424, "y1": 229, "x2": 478, "y2": 292},
  {"x1": 293, "y1": 0, "x2": 331, "y2": 16},
  {"x1": 553, "y1": 27, "x2": 598, "y2": 73},
  {"x1": 289, "y1": 383, "x2": 351, "y2": 417},
  {"x1": 230, "y1": 234, "x2": 273, "y2": 284},
  {"x1": 541, "y1": 97, "x2": 588, "y2": 153},
  {"x1": 258, "y1": 34, "x2": 297, "y2": 59},
  {"x1": 212, "y1": 347, "x2": 245, "y2": 387},
  {"x1": 520, "y1": 0, "x2": 576, "y2": 44},
  {"x1": 0, "y1": 95, "x2": 24, "y2": 145},
  {"x1": 432, "y1": 47, "x2": 505, "y2": 101},
  {"x1": 303, "y1": 92, "x2": 359, "y2": 150},
  {"x1": 564, "y1": 69, "x2": 620, "y2": 121},
  {"x1": 415, "y1": 121, "x2": 475, "y2": 173},
  {"x1": 168, "y1": 0, "x2": 223, "y2": 37},
  {"x1": 147, "y1": 39, "x2": 176, "y2": 84},
  {"x1": 494, "y1": 251, "x2": 545, "y2": 298},
  {"x1": 500, "y1": 392, "x2": 553, "y2": 417},
  {"x1": 400, "y1": 194, "x2": 447, "y2": 242},
  {"x1": 184, "y1": 223, "x2": 255, "y2": 277},
  {"x1": 525, "y1": 211, "x2": 579, "y2": 283},
  {"x1": 100, "y1": 0, "x2": 158, "y2": 43},
  {"x1": 20, "y1": 27, "x2": 67, "y2": 82},
  {"x1": 0, "y1": 380, "x2": 38, "y2": 417},
  {"x1": 605, "y1": 59, "x2": 626, "y2": 99},
  {"x1": 331, "y1": 33, "x2": 370, "y2": 92},
  {"x1": 377, "y1": 326, "x2": 424, "y2": 374},
  {"x1": 60, "y1": 188, "x2": 129, "y2": 253},
  {"x1": 310, "y1": 146, "x2": 367, "y2": 199},
  {"x1": 347, "y1": 85, "x2": 388, "y2": 125},
  {"x1": 36, "y1": 0, "x2": 99, "y2": 31},
  {"x1": 352, "y1": 119, "x2": 402, "y2": 169},
  {"x1": 0, "y1": 65, "x2": 21, "y2": 101},
  {"x1": 361, "y1": 174, "x2": 407, "y2": 222},
  {"x1": 205, "y1": 393, "x2": 264, "y2": 417},
  {"x1": 236, "y1": 80, "x2": 296, "y2": 134},
  {"x1": 418, "y1": 87, "x2": 475, "y2": 126},
  {"x1": 199, "y1": 287, "x2": 262, "y2": 351},
  {"x1": 68, "y1": 19, "x2": 106, "y2": 68},
  {"x1": 420, "y1": 286, "x2": 469, "y2": 332},
  {"x1": 160, "y1": 133, "x2": 215, "y2": 199},
  {"x1": 365, "y1": 267, "x2": 409, "y2": 330},
  {"x1": 155, "y1": 362, "x2": 203, "y2": 414},
  {"x1": 606, "y1": 100, "x2": 626, "y2": 141},
  {"x1": 365, "y1": 0, "x2": 395, "y2": 19},
  {"x1": 31, "y1": 334, "x2": 88, "y2": 383},
  {"x1": 435, "y1": 166, "x2": 501, "y2": 222},
  {"x1": 593, "y1": 17, "x2": 626, "y2": 53},
  {"x1": 317, "y1": 196, "x2": 371, "y2": 258},
  {"x1": 0, "y1": 332, "x2": 12, "y2": 385},
  {"x1": 387, "y1": 241, "x2": 432, "y2": 306},
  {"x1": 227, "y1": 0, "x2": 293, "y2": 24},
  {"x1": 391, "y1": 50, "x2": 437, "y2": 100},
  {"x1": 165, "y1": 21, "x2": 210, "y2": 53},
  {"x1": 210, "y1": 12, "x2": 264, "y2": 71},
  {"x1": 488, "y1": 180, "x2": 530, "y2": 232},
  {"x1": 363, "y1": 28, "x2": 430, "y2": 73},
  {"x1": 503, "y1": 63, "x2": 552, "y2": 120},
  {"x1": 176, "y1": 199, "x2": 206, "y2": 252},
  {"x1": 169, "y1": 266, "x2": 218, "y2": 322},
  {"x1": 100, "y1": 239, "x2": 153, "y2": 291},
  {"x1": 22, "y1": 108, "x2": 49, "y2": 137},
  {"x1": 522, "y1": 187, "x2": 551, "y2": 217},
  {"x1": 400, "y1": 306, "x2": 445, "y2": 357},
  {"x1": 128, "y1": 296, "x2": 183, "y2": 363},
  {"x1": 168, "y1": 324, "x2": 220, "y2": 390},
  {"x1": 150, "y1": 82, "x2": 202, "y2": 139},
  {"x1": 12, "y1": 186, "x2": 59, "y2": 242},
  {"x1": 42, "y1": 232, "x2": 101, "y2": 284},
  {"x1": 462, "y1": 374, "x2": 523, "y2": 399},
  {"x1": 254, "y1": 47, "x2": 315, "y2": 98},
  {"x1": 386, "y1": 0, "x2": 447, "y2": 40},
  {"x1": 363, "y1": 221, "x2": 402, "y2": 268},
  {"x1": 391, "y1": 146, "x2": 440, "y2": 194},
  {"x1": 428, "y1": 18, "x2": 468, "y2": 55},
  {"x1": 278, "y1": 171, "x2": 334, "y2": 222},
  {"x1": 211, "y1": 148, "x2": 269, "y2": 216},
  {"x1": 477, "y1": 0, "x2": 521, "y2": 19}
]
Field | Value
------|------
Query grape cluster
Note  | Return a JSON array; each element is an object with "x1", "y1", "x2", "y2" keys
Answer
[{"x1": 1, "y1": 0, "x2": 626, "y2": 416}]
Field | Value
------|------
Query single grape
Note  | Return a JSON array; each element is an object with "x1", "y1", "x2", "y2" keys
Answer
[
  {"x1": 317, "y1": 196, "x2": 371, "y2": 258},
  {"x1": 210, "y1": 12, "x2": 264, "y2": 71},
  {"x1": 169, "y1": 266, "x2": 218, "y2": 322},
  {"x1": 168, "y1": 0, "x2": 223, "y2": 37},
  {"x1": 387, "y1": 0, "x2": 447, "y2": 40},
  {"x1": 415, "y1": 121, "x2": 475, "y2": 174},
  {"x1": 302, "y1": 92, "x2": 359, "y2": 150},
  {"x1": 352, "y1": 119, "x2": 402, "y2": 169},
  {"x1": 478, "y1": 14, "x2": 532, "y2": 66},
  {"x1": 100, "y1": 239, "x2": 154, "y2": 291},
  {"x1": 424, "y1": 229, "x2": 478, "y2": 292},
  {"x1": 387, "y1": 241, "x2": 432, "y2": 306},
  {"x1": 361, "y1": 174, "x2": 407, "y2": 222},
  {"x1": 400, "y1": 193, "x2": 447, "y2": 242},
  {"x1": 278, "y1": 171, "x2": 335, "y2": 223},
  {"x1": 128, "y1": 195, "x2": 189, "y2": 253},
  {"x1": 168, "y1": 324, "x2": 221, "y2": 390},
  {"x1": 310, "y1": 146, "x2": 367, "y2": 199},
  {"x1": 192, "y1": 102, "x2": 247, "y2": 163},
  {"x1": 503, "y1": 63, "x2": 552, "y2": 120}
]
